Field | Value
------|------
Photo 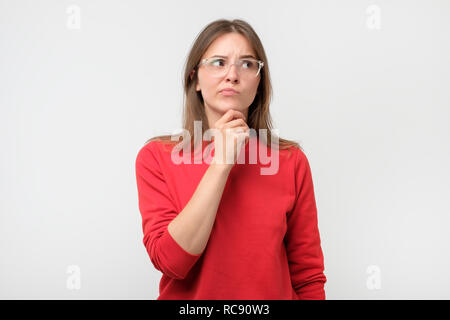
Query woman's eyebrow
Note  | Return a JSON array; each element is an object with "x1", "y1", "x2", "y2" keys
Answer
[{"x1": 210, "y1": 54, "x2": 257, "y2": 59}]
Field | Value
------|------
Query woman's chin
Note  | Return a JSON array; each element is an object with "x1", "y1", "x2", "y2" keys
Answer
[{"x1": 207, "y1": 102, "x2": 244, "y2": 114}]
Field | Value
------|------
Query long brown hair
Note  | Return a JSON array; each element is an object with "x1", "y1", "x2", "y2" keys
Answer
[{"x1": 145, "y1": 18, "x2": 301, "y2": 156}]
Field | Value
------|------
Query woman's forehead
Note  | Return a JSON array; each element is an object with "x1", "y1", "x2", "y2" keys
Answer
[{"x1": 203, "y1": 33, "x2": 256, "y2": 58}]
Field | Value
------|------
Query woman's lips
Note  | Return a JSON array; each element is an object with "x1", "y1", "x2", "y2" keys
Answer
[{"x1": 220, "y1": 89, "x2": 239, "y2": 96}]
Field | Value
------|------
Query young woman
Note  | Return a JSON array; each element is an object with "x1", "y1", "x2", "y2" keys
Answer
[{"x1": 135, "y1": 19, "x2": 327, "y2": 300}]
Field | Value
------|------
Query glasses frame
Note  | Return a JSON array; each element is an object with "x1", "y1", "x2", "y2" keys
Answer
[{"x1": 197, "y1": 56, "x2": 264, "y2": 78}]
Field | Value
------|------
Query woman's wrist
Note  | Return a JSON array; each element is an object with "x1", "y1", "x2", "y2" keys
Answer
[{"x1": 209, "y1": 159, "x2": 233, "y2": 173}]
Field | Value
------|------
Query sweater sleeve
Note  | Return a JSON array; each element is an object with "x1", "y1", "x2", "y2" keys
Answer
[
  {"x1": 135, "y1": 142, "x2": 202, "y2": 280},
  {"x1": 285, "y1": 147, "x2": 327, "y2": 300}
]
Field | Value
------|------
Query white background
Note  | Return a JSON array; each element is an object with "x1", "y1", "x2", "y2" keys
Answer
[{"x1": 1, "y1": 0, "x2": 449, "y2": 299}]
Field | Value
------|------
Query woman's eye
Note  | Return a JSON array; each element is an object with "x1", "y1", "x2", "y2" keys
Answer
[
  {"x1": 242, "y1": 60, "x2": 253, "y2": 69},
  {"x1": 211, "y1": 59, "x2": 225, "y2": 67}
]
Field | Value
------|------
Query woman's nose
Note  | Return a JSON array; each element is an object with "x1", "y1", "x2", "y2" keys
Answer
[{"x1": 225, "y1": 64, "x2": 239, "y2": 82}]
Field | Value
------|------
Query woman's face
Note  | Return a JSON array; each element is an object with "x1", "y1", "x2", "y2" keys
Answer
[{"x1": 195, "y1": 32, "x2": 261, "y2": 121}]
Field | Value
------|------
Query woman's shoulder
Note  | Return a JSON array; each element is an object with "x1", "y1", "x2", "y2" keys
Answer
[
  {"x1": 275, "y1": 139, "x2": 304, "y2": 160},
  {"x1": 143, "y1": 136, "x2": 179, "y2": 152},
  {"x1": 136, "y1": 136, "x2": 176, "y2": 165},
  {"x1": 275, "y1": 141, "x2": 314, "y2": 176}
]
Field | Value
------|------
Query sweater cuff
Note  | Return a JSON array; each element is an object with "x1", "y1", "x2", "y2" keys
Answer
[
  {"x1": 296, "y1": 281, "x2": 326, "y2": 300},
  {"x1": 159, "y1": 224, "x2": 202, "y2": 279}
]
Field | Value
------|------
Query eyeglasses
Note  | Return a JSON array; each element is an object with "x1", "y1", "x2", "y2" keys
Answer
[{"x1": 197, "y1": 57, "x2": 264, "y2": 78}]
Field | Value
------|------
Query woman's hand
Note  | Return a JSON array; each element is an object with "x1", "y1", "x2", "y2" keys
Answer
[{"x1": 211, "y1": 109, "x2": 250, "y2": 168}]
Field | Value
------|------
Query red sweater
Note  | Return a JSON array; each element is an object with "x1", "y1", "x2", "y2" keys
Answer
[{"x1": 135, "y1": 136, "x2": 327, "y2": 300}]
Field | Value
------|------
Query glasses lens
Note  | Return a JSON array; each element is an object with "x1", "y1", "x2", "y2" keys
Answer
[
  {"x1": 239, "y1": 59, "x2": 260, "y2": 77},
  {"x1": 205, "y1": 58, "x2": 261, "y2": 77},
  {"x1": 205, "y1": 58, "x2": 226, "y2": 76}
]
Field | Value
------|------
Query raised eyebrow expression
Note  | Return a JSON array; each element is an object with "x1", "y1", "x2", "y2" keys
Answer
[{"x1": 209, "y1": 54, "x2": 257, "y2": 60}]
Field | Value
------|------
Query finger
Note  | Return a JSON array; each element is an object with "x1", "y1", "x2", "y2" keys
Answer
[
  {"x1": 216, "y1": 109, "x2": 237, "y2": 127},
  {"x1": 231, "y1": 109, "x2": 246, "y2": 121},
  {"x1": 235, "y1": 128, "x2": 250, "y2": 136},
  {"x1": 215, "y1": 109, "x2": 246, "y2": 127},
  {"x1": 224, "y1": 126, "x2": 248, "y2": 135},
  {"x1": 222, "y1": 118, "x2": 248, "y2": 129}
]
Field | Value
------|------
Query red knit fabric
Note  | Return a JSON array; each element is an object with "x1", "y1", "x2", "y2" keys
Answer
[{"x1": 135, "y1": 136, "x2": 327, "y2": 300}]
